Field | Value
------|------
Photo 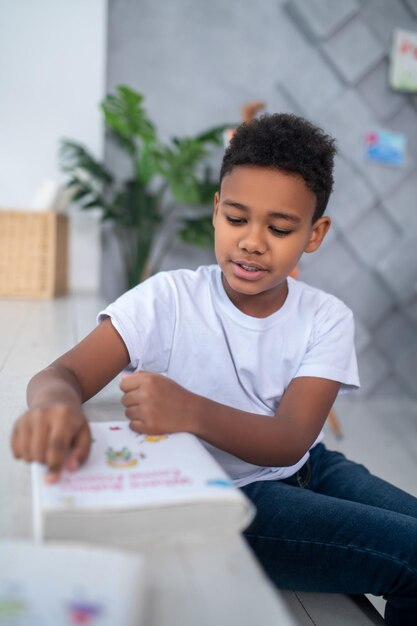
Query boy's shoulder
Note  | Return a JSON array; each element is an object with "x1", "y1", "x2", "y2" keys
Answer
[
  {"x1": 104, "y1": 266, "x2": 217, "y2": 317},
  {"x1": 125, "y1": 265, "x2": 217, "y2": 293},
  {"x1": 289, "y1": 277, "x2": 353, "y2": 322},
  {"x1": 160, "y1": 264, "x2": 217, "y2": 282},
  {"x1": 147, "y1": 264, "x2": 218, "y2": 293}
]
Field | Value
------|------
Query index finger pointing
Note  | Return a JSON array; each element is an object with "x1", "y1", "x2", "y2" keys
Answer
[{"x1": 45, "y1": 417, "x2": 73, "y2": 480}]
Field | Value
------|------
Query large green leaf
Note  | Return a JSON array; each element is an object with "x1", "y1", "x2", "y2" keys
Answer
[
  {"x1": 59, "y1": 141, "x2": 114, "y2": 215},
  {"x1": 112, "y1": 179, "x2": 161, "y2": 228},
  {"x1": 193, "y1": 166, "x2": 219, "y2": 204},
  {"x1": 194, "y1": 124, "x2": 232, "y2": 145},
  {"x1": 159, "y1": 138, "x2": 210, "y2": 204},
  {"x1": 135, "y1": 138, "x2": 161, "y2": 185},
  {"x1": 102, "y1": 85, "x2": 156, "y2": 154},
  {"x1": 179, "y1": 215, "x2": 214, "y2": 246},
  {"x1": 60, "y1": 140, "x2": 113, "y2": 185}
]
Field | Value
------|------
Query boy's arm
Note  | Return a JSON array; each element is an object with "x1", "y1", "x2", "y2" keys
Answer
[
  {"x1": 195, "y1": 376, "x2": 341, "y2": 466},
  {"x1": 120, "y1": 373, "x2": 340, "y2": 467},
  {"x1": 11, "y1": 318, "x2": 130, "y2": 480}
]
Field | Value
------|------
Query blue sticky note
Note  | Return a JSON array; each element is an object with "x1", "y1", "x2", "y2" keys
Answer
[{"x1": 365, "y1": 130, "x2": 406, "y2": 167}]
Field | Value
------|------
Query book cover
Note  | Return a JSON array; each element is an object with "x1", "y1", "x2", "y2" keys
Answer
[
  {"x1": 389, "y1": 28, "x2": 417, "y2": 92},
  {"x1": 32, "y1": 421, "x2": 255, "y2": 547},
  {"x1": 0, "y1": 540, "x2": 145, "y2": 626}
]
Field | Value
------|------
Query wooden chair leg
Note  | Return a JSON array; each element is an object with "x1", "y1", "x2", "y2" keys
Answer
[{"x1": 327, "y1": 409, "x2": 343, "y2": 439}]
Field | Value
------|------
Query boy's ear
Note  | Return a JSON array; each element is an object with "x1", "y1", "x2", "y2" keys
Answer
[
  {"x1": 304, "y1": 217, "x2": 331, "y2": 253},
  {"x1": 212, "y1": 191, "x2": 220, "y2": 228}
]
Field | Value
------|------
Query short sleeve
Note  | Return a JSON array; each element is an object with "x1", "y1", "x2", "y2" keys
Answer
[
  {"x1": 96, "y1": 272, "x2": 176, "y2": 373},
  {"x1": 294, "y1": 298, "x2": 360, "y2": 393}
]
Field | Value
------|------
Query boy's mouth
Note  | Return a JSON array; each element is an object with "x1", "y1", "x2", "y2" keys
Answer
[{"x1": 231, "y1": 260, "x2": 268, "y2": 280}]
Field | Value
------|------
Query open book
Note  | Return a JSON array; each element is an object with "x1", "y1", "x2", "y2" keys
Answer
[
  {"x1": 0, "y1": 540, "x2": 145, "y2": 626},
  {"x1": 32, "y1": 421, "x2": 255, "y2": 549}
]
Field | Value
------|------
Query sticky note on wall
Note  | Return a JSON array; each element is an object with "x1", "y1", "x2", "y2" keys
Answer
[
  {"x1": 365, "y1": 130, "x2": 407, "y2": 167},
  {"x1": 389, "y1": 28, "x2": 417, "y2": 92}
]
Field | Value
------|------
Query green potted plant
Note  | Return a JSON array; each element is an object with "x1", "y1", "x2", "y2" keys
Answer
[{"x1": 60, "y1": 85, "x2": 231, "y2": 290}]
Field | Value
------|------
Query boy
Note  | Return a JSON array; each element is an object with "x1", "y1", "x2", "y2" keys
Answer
[{"x1": 11, "y1": 114, "x2": 417, "y2": 625}]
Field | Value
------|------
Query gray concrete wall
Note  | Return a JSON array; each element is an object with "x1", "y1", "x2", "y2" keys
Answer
[{"x1": 104, "y1": 0, "x2": 417, "y2": 400}]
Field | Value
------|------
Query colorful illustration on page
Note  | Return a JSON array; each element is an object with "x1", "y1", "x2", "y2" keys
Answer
[{"x1": 106, "y1": 447, "x2": 138, "y2": 469}]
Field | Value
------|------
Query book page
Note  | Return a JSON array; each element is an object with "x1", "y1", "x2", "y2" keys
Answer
[{"x1": 32, "y1": 421, "x2": 238, "y2": 511}]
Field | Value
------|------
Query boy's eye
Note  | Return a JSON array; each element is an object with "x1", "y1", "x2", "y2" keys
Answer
[
  {"x1": 225, "y1": 215, "x2": 245, "y2": 225},
  {"x1": 225, "y1": 216, "x2": 292, "y2": 236},
  {"x1": 269, "y1": 226, "x2": 292, "y2": 237}
]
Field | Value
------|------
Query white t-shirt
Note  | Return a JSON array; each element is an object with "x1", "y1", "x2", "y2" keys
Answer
[{"x1": 98, "y1": 265, "x2": 359, "y2": 487}]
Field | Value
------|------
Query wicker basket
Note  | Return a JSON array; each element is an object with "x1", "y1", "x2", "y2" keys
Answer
[{"x1": 0, "y1": 210, "x2": 68, "y2": 299}]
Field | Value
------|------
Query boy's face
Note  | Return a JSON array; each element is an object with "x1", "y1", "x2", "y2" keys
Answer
[{"x1": 213, "y1": 165, "x2": 330, "y2": 317}]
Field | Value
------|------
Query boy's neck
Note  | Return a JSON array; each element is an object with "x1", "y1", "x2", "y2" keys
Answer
[{"x1": 221, "y1": 274, "x2": 289, "y2": 318}]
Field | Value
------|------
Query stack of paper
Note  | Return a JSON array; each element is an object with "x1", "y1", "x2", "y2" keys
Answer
[{"x1": 32, "y1": 421, "x2": 255, "y2": 549}]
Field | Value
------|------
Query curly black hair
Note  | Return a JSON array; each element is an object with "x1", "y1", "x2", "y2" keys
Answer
[{"x1": 220, "y1": 113, "x2": 337, "y2": 222}]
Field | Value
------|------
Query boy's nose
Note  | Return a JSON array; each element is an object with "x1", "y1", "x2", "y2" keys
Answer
[{"x1": 238, "y1": 229, "x2": 267, "y2": 254}]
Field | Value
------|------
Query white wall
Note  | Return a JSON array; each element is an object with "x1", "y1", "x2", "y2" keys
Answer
[{"x1": 0, "y1": 0, "x2": 107, "y2": 292}]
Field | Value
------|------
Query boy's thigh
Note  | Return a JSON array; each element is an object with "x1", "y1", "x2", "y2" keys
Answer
[
  {"x1": 241, "y1": 479, "x2": 417, "y2": 595},
  {"x1": 310, "y1": 444, "x2": 417, "y2": 519}
]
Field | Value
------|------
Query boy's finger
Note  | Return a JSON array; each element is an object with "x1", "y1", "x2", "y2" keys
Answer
[
  {"x1": 10, "y1": 424, "x2": 21, "y2": 458},
  {"x1": 120, "y1": 390, "x2": 140, "y2": 407},
  {"x1": 31, "y1": 418, "x2": 50, "y2": 464},
  {"x1": 18, "y1": 422, "x2": 33, "y2": 463},
  {"x1": 45, "y1": 417, "x2": 72, "y2": 477},
  {"x1": 119, "y1": 372, "x2": 143, "y2": 392},
  {"x1": 120, "y1": 375, "x2": 135, "y2": 392},
  {"x1": 128, "y1": 419, "x2": 145, "y2": 434},
  {"x1": 67, "y1": 424, "x2": 92, "y2": 471}
]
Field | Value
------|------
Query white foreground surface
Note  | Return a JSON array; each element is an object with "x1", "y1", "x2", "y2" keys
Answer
[{"x1": 0, "y1": 294, "x2": 299, "y2": 626}]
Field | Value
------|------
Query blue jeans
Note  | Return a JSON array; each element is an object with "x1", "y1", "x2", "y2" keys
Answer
[{"x1": 241, "y1": 444, "x2": 417, "y2": 626}]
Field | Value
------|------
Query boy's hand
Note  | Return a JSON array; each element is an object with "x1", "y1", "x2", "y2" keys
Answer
[
  {"x1": 120, "y1": 372, "x2": 197, "y2": 435},
  {"x1": 11, "y1": 405, "x2": 91, "y2": 483}
]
